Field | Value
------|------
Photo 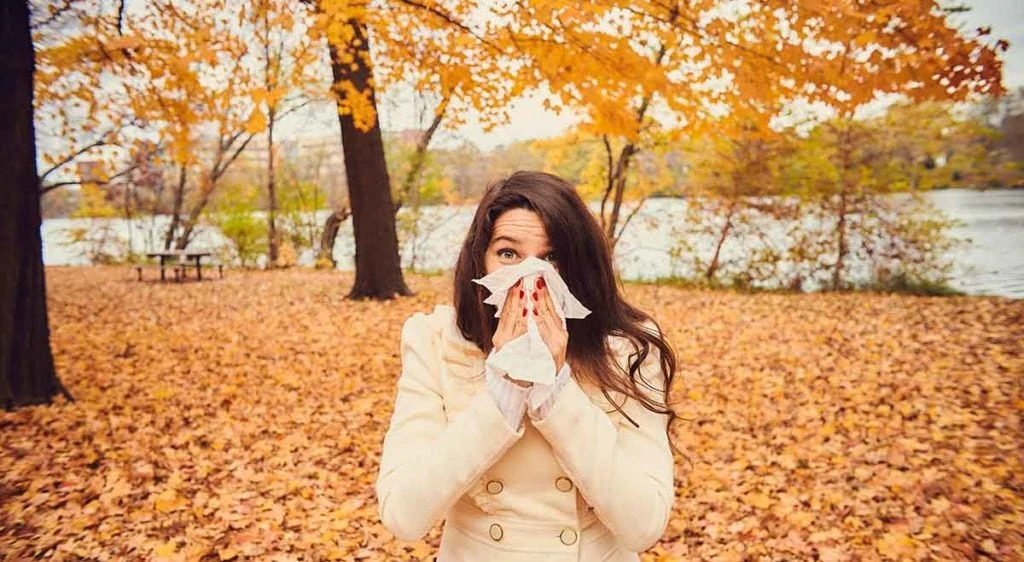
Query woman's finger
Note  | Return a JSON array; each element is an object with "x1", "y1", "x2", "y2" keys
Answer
[
  {"x1": 513, "y1": 284, "x2": 528, "y2": 336},
  {"x1": 537, "y1": 286, "x2": 565, "y2": 344},
  {"x1": 533, "y1": 286, "x2": 568, "y2": 372},
  {"x1": 500, "y1": 279, "x2": 517, "y2": 312},
  {"x1": 535, "y1": 283, "x2": 561, "y2": 335},
  {"x1": 494, "y1": 279, "x2": 523, "y2": 347},
  {"x1": 535, "y1": 301, "x2": 553, "y2": 338}
]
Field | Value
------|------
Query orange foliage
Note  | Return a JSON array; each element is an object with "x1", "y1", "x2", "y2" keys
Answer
[
  {"x1": 36, "y1": 2, "x2": 1006, "y2": 164},
  {"x1": 500, "y1": 1, "x2": 1006, "y2": 138}
]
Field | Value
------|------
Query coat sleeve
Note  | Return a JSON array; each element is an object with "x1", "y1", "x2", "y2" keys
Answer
[
  {"x1": 530, "y1": 328, "x2": 675, "y2": 552},
  {"x1": 375, "y1": 312, "x2": 524, "y2": 541}
]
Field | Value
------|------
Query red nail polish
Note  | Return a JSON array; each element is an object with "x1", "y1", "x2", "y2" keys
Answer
[
  {"x1": 533, "y1": 308, "x2": 538, "y2": 315},
  {"x1": 532, "y1": 292, "x2": 538, "y2": 301},
  {"x1": 519, "y1": 289, "x2": 524, "y2": 298},
  {"x1": 537, "y1": 278, "x2": 545, "y2": 289},
  {"x1": 522, "y1": 307, "x2": 527, "y2": 316}
]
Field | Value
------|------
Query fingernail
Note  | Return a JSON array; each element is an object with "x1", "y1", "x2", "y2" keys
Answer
[
  {"x1": 532, "y1": 292, "x2": 538, "y2": 301},
  {"x1": 533, "y1": 308, "x2": 538, "y2": 315},
  {"x1": 522, "y1": 307, "x2": 527, "y2": 316},
  {"x1": 519, "y1": 289, "x2": 524, "y2": 298},
  {"x1": 537, "y1": 278, "x2": 545, "y2": 289}
]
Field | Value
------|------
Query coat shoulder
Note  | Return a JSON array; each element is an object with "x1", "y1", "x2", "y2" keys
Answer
[
  {"x1": 404, "y1": 304, "x2": 485, "y2": 363},
  {"x1": 402, "y1": 304, "x2": 454, "y2": 339}
]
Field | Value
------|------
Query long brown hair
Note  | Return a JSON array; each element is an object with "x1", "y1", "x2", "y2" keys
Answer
[{"x1": 452, "y1": 170, "x2": 688, "y2": 461}]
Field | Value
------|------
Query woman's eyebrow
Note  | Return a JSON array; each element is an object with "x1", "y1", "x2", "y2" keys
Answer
[{"x1": 491, "y1": 235, "x2": 553, "y2": 253}]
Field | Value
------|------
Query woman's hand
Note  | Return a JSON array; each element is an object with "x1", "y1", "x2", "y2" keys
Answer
[
  {"x1": 492, "y1": 278, "x2": 532, "y2": 387},
  {"x1": 533, "y1": 277, "x2": 568, "y2": 373},
  {"x1": 492, "y1": 278, "x2": 527, "y2": 352}
]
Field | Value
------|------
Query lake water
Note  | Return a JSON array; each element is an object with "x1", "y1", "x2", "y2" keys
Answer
[
  {"x1": 925, "y1": 189, "x2": 1024, "y2": 298},
  {"x1": 41, "y1": 188, "x2": 1024, "y2": 298}
]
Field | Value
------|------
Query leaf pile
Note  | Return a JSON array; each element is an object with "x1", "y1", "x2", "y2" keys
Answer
[{"x1": 1, "y1": 267, "x2": 1021, "y2": 561}]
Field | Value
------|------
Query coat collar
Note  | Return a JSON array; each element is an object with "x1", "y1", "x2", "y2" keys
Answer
[{"x1": 431, "y1": 304, "x2": 487, "y2": 371}]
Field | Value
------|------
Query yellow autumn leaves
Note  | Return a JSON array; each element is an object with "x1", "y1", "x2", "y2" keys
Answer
[{"x1": 0, "y1": 267, "x2": 1021, "y2": 561}]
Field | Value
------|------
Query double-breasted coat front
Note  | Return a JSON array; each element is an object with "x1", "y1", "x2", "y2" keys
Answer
[{"x1": 375, "y1": 304, "x2": 675, "y2": 561}]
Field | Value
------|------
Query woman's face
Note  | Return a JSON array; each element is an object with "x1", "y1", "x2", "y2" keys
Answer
[{"x1": 484, "y1": 208, "x2": 558, "y2": 275}]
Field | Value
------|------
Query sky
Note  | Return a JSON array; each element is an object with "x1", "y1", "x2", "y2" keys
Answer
[{"x1": 955, "y1": 0, "x2": 1024, "y2": 87}]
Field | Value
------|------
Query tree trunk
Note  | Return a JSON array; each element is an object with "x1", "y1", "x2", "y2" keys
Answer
[
  {"x1": 598, "y1": 44, "x2": 666, "y2": 249},
  {"x1": 834, "y1": 191, "x2": 848, "y2": 290},
  {"x1": 328, "y1": 19, "x2": 411, "y2": 299},
  {"x1": 833, "y1": 128, "x2": 852, "y2": 290},
  {"x1": 0, "y1": 1, "x2": 73, "y2": 410},
  {"x1": 707, "y1": 204, "x2": 736, "y2": 282},
  {"x1": 173, "y1": 177, "x2": 218, "y2": 250},
  {"x1": 606, "y1": 145, "x2": 634, "y2": 244},
  {"x1": 164, "y1": 164, "x2": 186, "y2": 250},
  {"x1": 267, "y1": 107, "x2": 279, "y2": 266},
  {"x1": 263, "y1": 6, "x2": 279, "y2": 267},
  {"x1": 599, "y1": 136, "x2": 645, "y2": 249},
  {"x1": 318, "y1": 208, "x2": 350, "y2": 268},
  {"x1": 396, "y1": 96, "x2": 448, "y2": 214},
  {"x1": 173, "y1": 134, "x2": 255, "y2": 250}
]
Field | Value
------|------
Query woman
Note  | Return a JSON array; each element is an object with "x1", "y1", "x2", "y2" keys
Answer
[{"x1": 375, "y1": 171, "x2": 680, "y2": 561}]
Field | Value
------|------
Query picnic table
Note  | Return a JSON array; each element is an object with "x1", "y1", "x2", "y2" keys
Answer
[{"x1": 143, "y1": 250, "x2": 217, "y2": 282}]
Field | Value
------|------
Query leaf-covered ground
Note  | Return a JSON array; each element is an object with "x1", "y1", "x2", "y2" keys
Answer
[{"x1": 2, "y1": 267, "x2": 1021, "y2": 561}]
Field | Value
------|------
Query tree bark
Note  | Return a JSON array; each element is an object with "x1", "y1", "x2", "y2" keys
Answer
[
  {"x1": 172, "y1": 134, "x2": 254, "y2": 250},
  {"x1": 396, "y1": 96, "x2": 448, "y2": 214},
  {"x1": 173, "y1": 177, "x2": 215, "y2": 250},
  {"x1": 605, "y1": 143, "x2": 636, "y2": 244},
  {"x1": 834, "y1": 128, "x2": 852, "y2": 290},
  {"x1": 834, "y1": 190, "x2": 849, "y2": 290},
  {"x1": 263, "y1": 5, "x2": 279, "y2": 266},
  {"x1": 267, "y1": 107, "x2": 279, "y2": 266},
  {"x1": 0, "y1": 1, "x2": 73, "y2": 410},
  {"x1": 328, "y1": 19, "x2": 411, "y2": 299},
  {"x1": 707, "y1": 203, "x2": 737, "y2": 281},
  {"x1": 318, "y1": 208, "x2": 350, "y2": 268},
  {"x1": 164, "y1": 164, "x2": 186, "y2": 250},
  {"x1": 598, "y1": 44, "x2": 666, "y2": 249}
]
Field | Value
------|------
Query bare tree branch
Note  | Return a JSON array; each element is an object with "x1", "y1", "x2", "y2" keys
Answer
[
  {"x1": 614, "y1": 197, "x2": 650, "y2": 248},
  {"x1": 396, "y1": 95, "x2": 449, "y2": 213},
  {"x1": 37, "y1": 137, "x2": 112, "y2": 186},
  {"x1": 393, "y1": 0, "x2": 503, "y2": 53},
  {"x1": 116, "y1": 0, "x2": 127, "y2": 35},
  {"x1": 212, "y1": 133, "x2": 257, "y2": 181},
  {"x1": 276, "y1": 98, "x2": 313, "y2": 121},
  {"x1": 40, "y1": 164, "x2": 138, "y2": 195},
  {"x1": 30, "y1": 0, "x2": 77, "y2": 31}
]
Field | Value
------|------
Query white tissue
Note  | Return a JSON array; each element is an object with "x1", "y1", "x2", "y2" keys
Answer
[{"x1": 471, "y1": 256, "x2": 591, "y2": 384}]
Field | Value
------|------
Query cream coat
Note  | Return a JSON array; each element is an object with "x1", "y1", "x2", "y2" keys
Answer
[{"x1": 375, "y1": 304, "x2": 675, "y2": 561}]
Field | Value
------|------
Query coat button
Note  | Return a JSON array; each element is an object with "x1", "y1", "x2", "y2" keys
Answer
[
  {"x1": 489, "y1": 523, "x2": 504, "y2": 541},
  {"x1": 555, "y1": 476, "x2": 574, "y2": 492},
  {"x1": 559, "y1": 527, "x2": 578, "y2": 545},
  {"x1": 486, "y1": 480, "x2": 503, "y2": 494}
]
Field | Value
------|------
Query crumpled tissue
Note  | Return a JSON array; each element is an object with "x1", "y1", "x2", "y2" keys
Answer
[{"x1": 471, "y1": 255, "x2": 591, "y2": 385}]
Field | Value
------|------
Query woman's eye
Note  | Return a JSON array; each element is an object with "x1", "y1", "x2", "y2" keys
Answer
[{"x1": 496, "y1": 248, "x2": 554, "y2": 262}]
